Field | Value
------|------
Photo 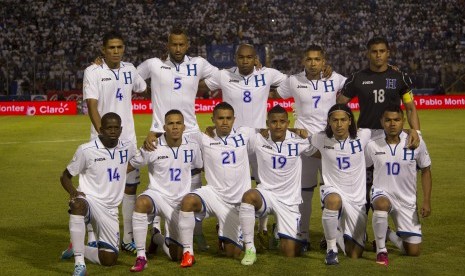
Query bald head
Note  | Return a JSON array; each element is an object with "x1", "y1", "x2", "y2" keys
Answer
[{"x1": 235, "y1": 44, "x2": 257, "y2": 75}]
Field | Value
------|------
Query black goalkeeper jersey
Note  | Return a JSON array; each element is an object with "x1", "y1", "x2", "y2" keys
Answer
[{"x1": 340, "y1": 67, "x2": 412, "y2": 129}]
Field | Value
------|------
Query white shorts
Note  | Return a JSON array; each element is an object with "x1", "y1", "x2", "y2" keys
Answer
[
  {"x1": 256, "y1": 188, "x2": 303, "y2": 241},
  {"x1": 191, "y1": 186, "x2": 243, "y2": 248},
  {"x1": 139, "y1": 190, "x2": 182, "y2": 245},
  {"x1": 301, "y1": 155, "x2": 322, "y2": 189},
  {"x1": 320, "y1": 186, "x2": 367, "y2": 247},
  {"x1": 84, "y1": 196, "x2": 120, "y2": 252},
  {"x1": 371, "y1": 188, "x2": 422, "y2": 244}
]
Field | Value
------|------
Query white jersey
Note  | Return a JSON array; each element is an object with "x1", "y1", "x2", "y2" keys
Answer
[
  {"x1": 67, "y1": 138, "x2": 135, "y2": 208},
  {"x1": 205, "y1": 67, "x2": 286, "y2": 129},
  {"x1": 137, "y1": 55, "x2": 218, "y2": 133},
  {"x1": 277, "y1": 71, "x2": 346, "y2": 133},
  {"x1": 311, "y1": 129, "x2": 371, "y2": 205},
  {"x1": 129, "y1": 136, "x2": 203, "y2": 202},
  {"x1": 83, "y1": 61, "x2": 147, "y2": 144},
  {"x1": 194, "y1": 127, "x2": 254, "y2": 204},
  {"x1": 251, "y1": 130, "x2": 316, "y2": 205},
  {"x1": 365, "y1": 132, "x2": 431, "y2": 207}
]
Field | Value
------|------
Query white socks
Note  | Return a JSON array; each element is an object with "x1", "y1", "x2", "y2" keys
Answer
[
  {"x1": 122, "y1": 194, "x2": 136, "y2": 243},
  {"x1": 240, "y1": 203, "x2": 256, "y2": 252},
  {"x1": 132, "y1": 212, "x2": 148, "y2": 258},
  {"x1": 70, "y1": 215, "x2": 86, "y2": 265},
  {"x1": 179, "y1": 211, "x2": 195, "y2": 255},
  {"x1": 373, "y1": 210, "x2": 389, "y2": 253},
  {"x1": 322, "y1": 208, "x2": 339, "y2": 252}
]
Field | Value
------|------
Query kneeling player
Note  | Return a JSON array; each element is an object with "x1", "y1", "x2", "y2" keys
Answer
[
  {"x1": 60, "y1": 113, "x2": 135, "y2": 275},
  {"x1": 128, "y1": 110, "x2": 203, "y2": 272},
  {"x1": 365, "y1": 105, "x2": 432, "y2": 266}
]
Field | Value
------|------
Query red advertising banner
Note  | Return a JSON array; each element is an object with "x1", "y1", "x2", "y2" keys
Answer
[
  {"x1": 1, "y1": 95, "x2": 464, "y2": 116},
  {"x1": 0, "y1": 101, "x2": 77, "y2": 116}
]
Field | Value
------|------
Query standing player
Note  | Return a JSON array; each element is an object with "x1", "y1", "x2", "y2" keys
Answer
[
  {"x1": 138, "y1": 28, "x2": 218, "y2": 248},
  {"x1": 276, "y1": 45, "x2": 346, "y2": 250},
  {"x1": 128, "y1": 110, "x2": 203, "y2": 272},
  {"x1": 311, "y1": 104, "x2": 371, "y2": 265},
  {"x1": 239, "y1": 105, "x2": 316, "y2": 265},
  {"x1": 177, "y1": 102, "x2": 255, "y2": 267},
  {"x1": 82, "y1": 31, "x2": 147, "y2": 253},
  {"x1": 60, "y1": 113, "x2": 135, "y2": 276},
  {"x1": 203, "y1": 43, "x2": 287, "y2": 239},
  {"x1": 365, "y1": 105, "x2": 432, "y2": 266}
]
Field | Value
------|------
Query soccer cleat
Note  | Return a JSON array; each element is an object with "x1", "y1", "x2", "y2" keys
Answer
[
  {"x1": 216, "y1": 223, "x2": 224, "y2": 252},
  {"x1": 147, "y1": 228, "x2": 160, "y2": 255},
  {"x1": 256, "y1": 230, "x2": 270, "y2": 252},
  {"x1": 376, "y1": 251, "x2": 389, "y2": 266},
  {"x1": 302, "y1": 241, "x2": 311, "y2": 252},
  {"x1": 194, "y1": 234, "x2": 210, "y2": 251},
  {"x1": 325, "y1": 250, "x2": 339, "y2": 265},
  {"x1": 241, "y1": 249, "x2": 257, "y2": 266},
  {"x1": 180, "y1": 251, "x2": 195, "y2": 268},
  {"x1": 72, "y1": 264, "x2": 87, "y2": 276},
  {"x1": 87, "y1": 241, "x2": 98, "y2": 248},
  {"x1": 130, "y1": 256, "x2": 148, "y2": 272},
  {"x1": 121, "y1": 240, "x2": 137, "y2": 255},
  {"x1": 61, "y1": 242, "x2": 74, "y2": 260}
]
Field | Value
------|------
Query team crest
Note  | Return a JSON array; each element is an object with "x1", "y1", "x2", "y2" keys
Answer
[{"x1": 386, "y1": 78, "x2": 397, "y2": 89}]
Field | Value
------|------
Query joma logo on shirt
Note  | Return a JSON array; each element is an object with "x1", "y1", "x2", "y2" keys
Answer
[
  {"x1": 375, "y1": 152, "x2": 386, "y2": 155},
  {"x1": 229, "y1": 79, "x2": 239, "y2": 83},
  {"x1": 101, "y1": 78, "x2": 111, "y2": 81},
  {"x1": 323, "y1": 145, "x2": 334, "y2": 149},
  {"x1": 362, "y1": 81, "x2": 373, "y2": 85},
  {"x1": 161, "y1": 66, "x2": 171, "y2": 70},
  {"x1": 262, "y1": 145, "x2": 272, "y2": 149},
  {"x1": 297, "y1": 85, "x2": 308, "y2": 88},
  {"x1": 157, "y1": 156, "x2": 168, "y2": 159},
  {"x1": 94, "y1": 158, "x2": 106, "y2": 161},
  {"x1": 210, "y1": 142, "x2": 221, "y2": 146}
]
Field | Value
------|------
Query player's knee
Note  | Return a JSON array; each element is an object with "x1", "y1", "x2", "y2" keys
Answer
[
  {"x1": 181, "y1": 194, "x2": 200, "y2": 212},
  {"x1": 372, "y1": 197, "x2": 390, "y2": 211},
  {"x1": 99, "y1": 251, "x2": 118, "y2": 266},
  {"x1": 69, "y1": 198, "x2": 87, "y2": 215},
  {"x1": 324, "y1": 194, "x2": 342, "y2": 210},
  {"x1": 134, "y1": 195, "x2": 152, "y2": 213},
  {"x1": 241, "y1": 189, "x2": 260, "y2": 205},
  {"x1": 405, "y1": 244, "x2": 421, "y2": 256}
]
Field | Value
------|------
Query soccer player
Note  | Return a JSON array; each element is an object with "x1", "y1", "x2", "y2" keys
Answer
[
  {"x1": 177, "y1": 102, "x2": 255, "y2": 267},
  {"x1": 311, "y1": 104, "x2": 372, "y2": 265},
  {"x1": 60, "y1": 112, "x2": 135, "y2": 275},
  {"x1": 203, "y1": 43, "x2": 287, "y2": 238},
  {"x1": 82, "y1": 31, "x2": 147, "y2": 253},
  {"x1": 138, "y1": 27, "x2": 218, "y2": 248},
  {"x1": 128, "y1": 110, "x2": 203, "y2": 272},
  {"x1": 365, "y1": 105, "x2": 432, "y2": 266},
  {"x1": 239, "y1": 105, "x2": 316, "y2": 265},
  {"x1": 276, "y1": 45, "x2": 347, "y2": 250}
]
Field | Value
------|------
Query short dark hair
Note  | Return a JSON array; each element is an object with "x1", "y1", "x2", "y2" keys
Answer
[
  {"x1": 304, "y1": 44, "x2": 325, "y2": 58},
  {"x1": 213, "y1": 102, "x2": 234, "y2": 116},
  {"x1": 367, "y1": 37, "x2": 389, "y2": 50},
  {"x1": 103, "y1": 31, "x2": 124, "y2": 47},
  {"x1": 165, "y1": 109, "x2": 184, "y2": 120},
  {"x1": 170, "y1": 27, "x2": 188, "y2": 37},
  {"x1": 268, "y1": 104, "x2": 287, "y2": 117},
  {"x1": 101, "y1": 112, "x2": 121, "y2": 126},
  {"x1": 325, "y1": 104, "x2": 357, "y2": 139},
  {"x1": 382, "y1": 104, "x2": 404, "y2": 119}
]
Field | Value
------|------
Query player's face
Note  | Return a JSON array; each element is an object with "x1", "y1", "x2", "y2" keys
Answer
[
  {"x1": 328, "y1": 111, "x2": 351, "y2": 140},
  {"x1": 236, "y1": 46, "x2": 256, "y2": 75},
  {"x1": 267, "y1": 113, "x2": 289, "y2": 142},
  {"x1": 99, "y1": 118, "x2": 122, "y2": 147},
  {"x1": 381, "y1": 111, "x2": 404, "y2": 137},
  {"x1": 368, "y1": 43, "x2": 389, "y2": 70},
  {"x1": 212, "y1": 109, "x2": 235, "y2": 136},
  {"x1": 102, "y1": 39, "x2": 125, "y2": 69},
  {"x1": 168, "y1": 34, "x2": 189, "y2": 63},
  {"x1": 302, "y1": 50, "x2": 325, "y2": 79},
  {"x1": 164, "y1": 114, "x2": 185, "y2": 140}
]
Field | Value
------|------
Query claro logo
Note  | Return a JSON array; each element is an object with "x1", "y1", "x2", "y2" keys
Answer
[{"x1": 38, "y1": 103, "x2": 70, "y2": 114}]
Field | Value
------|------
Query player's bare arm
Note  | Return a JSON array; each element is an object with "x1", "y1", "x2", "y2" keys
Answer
[
  {"x1": 86, "y1": 98, "x2": 101, "y2": 134},
  {"x1": 143, "y1": 131, "x2": 161, "y2": 151},
  {"x1": 420, "y1": 166, "x2": 432, "y2": 218},
  {"x1": 60, "y1": 169, "x2": 85, "y2": 200},
  {"x1": 336, "y1": 94, "x2": 351, "y2": 104},
  {"x1": 403, "y1": 100, "x2": 421, "y2": 148}
]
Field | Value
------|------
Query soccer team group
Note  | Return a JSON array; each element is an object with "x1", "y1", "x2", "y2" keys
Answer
[{"x1": 59, "y1": 28, "x2": 432, "y2": 275}]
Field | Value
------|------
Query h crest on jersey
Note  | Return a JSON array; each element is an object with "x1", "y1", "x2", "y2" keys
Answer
[{"x1": 386, "y1": 78, "x2": 397, "y2": 89}]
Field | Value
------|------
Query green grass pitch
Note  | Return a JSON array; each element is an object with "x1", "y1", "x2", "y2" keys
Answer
[{"x1": 0, "y1": 110, "x2": 464, "y2": 275}]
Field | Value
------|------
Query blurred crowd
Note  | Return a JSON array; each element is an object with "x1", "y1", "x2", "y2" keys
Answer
[{"x1": 1, "y1": 0, "x2": 464, "y2": 96}]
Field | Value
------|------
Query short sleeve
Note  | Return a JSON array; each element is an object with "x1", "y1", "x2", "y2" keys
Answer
[
  {"x1": 204, "y1": 69, "x2": 221, "y2": 91},
  {"x1": 416, "y1": 140, "x2": 432, "y2": 169},
  {"x1": 67, "y1": 146, "x2": 87, "y2": 176},
  {"x1": 83, "y1": 66, "x2": 99, "y2": 100},
  {"x1": 277, "y1": 76, "x2": 292, "y2": 99}
]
